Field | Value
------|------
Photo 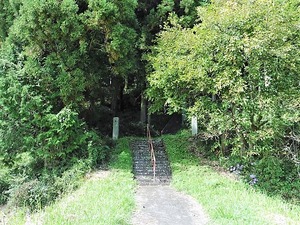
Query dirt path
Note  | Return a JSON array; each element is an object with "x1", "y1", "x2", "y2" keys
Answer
[{"x1": 131, "y1": 186, "x2": 209, "y2": 225}]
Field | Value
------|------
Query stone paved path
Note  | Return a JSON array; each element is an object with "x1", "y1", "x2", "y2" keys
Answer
[{"x1": 131, "y1": 186, "x2": 209, "y2": 225}]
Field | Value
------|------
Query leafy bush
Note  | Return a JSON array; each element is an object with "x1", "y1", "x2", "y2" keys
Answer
[
  {"x1": 7, "y1": 160, "x2": 90, "y2": 211},
  {"x1": 147, "y1": 0, "x2": 300, "y2": 201},
  {"x1": 11, "y1": 152, "x2": 35, "y2": 176},
  {"x1": 7, "y1": 178, "x2": 55, "y2": 211},
  {"x1": 148, "y1": 0, "x2": 300, "y2": 157},
  {"x1": 218, "y1": 153, "x2": 300, "y2": 203},
  {"x1": 86, "y1": 130, "x2": 110, "y2": 167},
  {"x1": 53, "y1": 160, "x2": 89, "y2": 197},
  {"x1": 35, "y1": 107, "x2": 90, "y2": 169},
  {"x1": 0, "y1": 0, "x2": 119, "y2": 173},
  {"x1": 0, "y1": 167, "x2": 10, "y2": 205},
  {"x1": 254, "y1": 157, "x2": 300, "y2": 203}
]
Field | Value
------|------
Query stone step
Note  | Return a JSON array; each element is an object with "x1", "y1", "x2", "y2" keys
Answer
[
  {"x1": 134, "y1": 171, "x2": 171, "y2": 176},
  {"x1": 131, "y1": 139, "x2": 172, "y2": 186},
  {"x1": 134, "y1": 161, "x2": 169, "y2": 165},
  {"x1": 133, "y1": 167, "x2": 171, "y2": 172},
  {"x1": 134, "y1": 154, "x2": 165, "y2": 157},
  {"x1": 134, "y1": 175, "x2": 171, "y2": 186},
  {"x1": 133, "y1": 158, "x2": 168, "y2": 162},
  {"x1": 133, "y1": 160, "x2": 170, "y2": 165},
  {"x1": 134, "y1": 172, "x2": 171, "y2": 177},
  {"x1": 134, "y1": 167, "x2": 171, "y2": 171}
]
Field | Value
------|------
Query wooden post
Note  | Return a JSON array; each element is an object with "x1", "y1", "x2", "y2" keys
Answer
[
  {"x1": 192, "y1": 116, "x2": 198, "y2": 136},
  {"x1": 113, "y1": 117, "x2": 119, "y2": 140}
]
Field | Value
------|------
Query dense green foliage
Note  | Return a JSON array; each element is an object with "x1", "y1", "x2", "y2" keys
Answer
[
  {"x1": 0, "y1": 0, "x2": 205, "y2": 208},
  {"x1": 0, "y1": 0, "x2": 138, "y2": 207},
  {"x1": 147, "y1": 0, "x2": 300, "y2": 201},
  {"x1": 0, "y1": 0, "x2": 209, "y2": 208},
  {"x1": 0, "y1": 0, "x2": 299, "y2": 209}
]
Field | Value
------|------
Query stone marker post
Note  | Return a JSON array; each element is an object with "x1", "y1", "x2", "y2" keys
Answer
[
  {"x1": 191, "y1": 116, "x2": 198, "y2": 136},
  {"x1": 113, "y1": 117, "x2": 119, "y2": 140}
]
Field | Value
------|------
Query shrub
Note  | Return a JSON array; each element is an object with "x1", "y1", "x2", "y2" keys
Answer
[
  {"x1": 7, "y1": 175, "x2": 54, "y2": 211},
  {"x1": 0, "y1": 167, "x2": 10, "y2": 205},
  {"x1": 219, "y1": 152, "x2": 300, "y2": 203},
  {"x1": 53, "y1": 160, "x2": 89, "y2": 197},
  {"x1": 35, "y1": 107, "x2": 90, "y2": 169},
  {"x1": 7, "y1": 160, "x2": 90, "y2": 211},
  {"x1": 254, "y1": 156, "x2": 300, "y2": 203},
  {"x1": 86, "y1": 130, "x2": 110, "y2": 167}
]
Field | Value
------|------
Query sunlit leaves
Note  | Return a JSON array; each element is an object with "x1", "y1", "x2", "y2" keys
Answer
[{"x1": 147, "y1": 0, "x2": 300, "y2": 158}]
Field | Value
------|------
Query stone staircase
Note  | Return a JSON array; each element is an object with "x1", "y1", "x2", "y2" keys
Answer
[{"x1": 131, "y1": 139, "x2": 172, "y2": 185}]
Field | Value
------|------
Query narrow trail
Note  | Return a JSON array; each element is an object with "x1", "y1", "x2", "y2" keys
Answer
[
  {"x1": 131, "y1": 186, "x2": 209, "y2": 225},
  {"x1": 131, "y1": 139, "x2": 209, "y2": 225}
]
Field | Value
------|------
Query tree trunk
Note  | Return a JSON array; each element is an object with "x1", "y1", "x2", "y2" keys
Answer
[
  {"x1": 140, "y1": 93, "x2": 147, "y2": 124},
  {"x1": 220, "y1": 132, "x2": 227, "y2": 155},
  {"x1": 111, "y1": 76, "x2": 120, "y2": 116}
]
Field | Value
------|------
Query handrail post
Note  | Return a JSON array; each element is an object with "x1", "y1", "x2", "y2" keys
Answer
[{"x1": 147, "y1": 124, "x2": 156, "y2": 180}]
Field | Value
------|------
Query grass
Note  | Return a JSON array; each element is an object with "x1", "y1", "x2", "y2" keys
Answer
[
  {"x1": 5, "y1": 137, "x2": 136, "y2": 225},
  {"x1": 164, "y1": 131, "x2": 300, "y2": 225},
  {"x1": 4, "y1": 132, "x2": 300, "y2": 225}
]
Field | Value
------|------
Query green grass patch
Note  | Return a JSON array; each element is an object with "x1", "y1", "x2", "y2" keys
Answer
[
  {"x1": 5, "y1": 137, "x2": 136, "y2": 225},
  {"x1": 164, "y1": 131, "x2": 300, "y2": 225}
]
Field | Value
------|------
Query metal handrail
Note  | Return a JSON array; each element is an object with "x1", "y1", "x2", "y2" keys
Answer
[{"x1": 147, "y1": 124, "x2": 156, "y2": 180}]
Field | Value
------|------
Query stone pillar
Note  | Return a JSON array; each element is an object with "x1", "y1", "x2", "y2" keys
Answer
[
  {"x1": 113, "y1": 117, "x2": 119, "y2": 140},
  {"x1": 191, "y1": 116, "x2": 198, "y2": 136}
]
